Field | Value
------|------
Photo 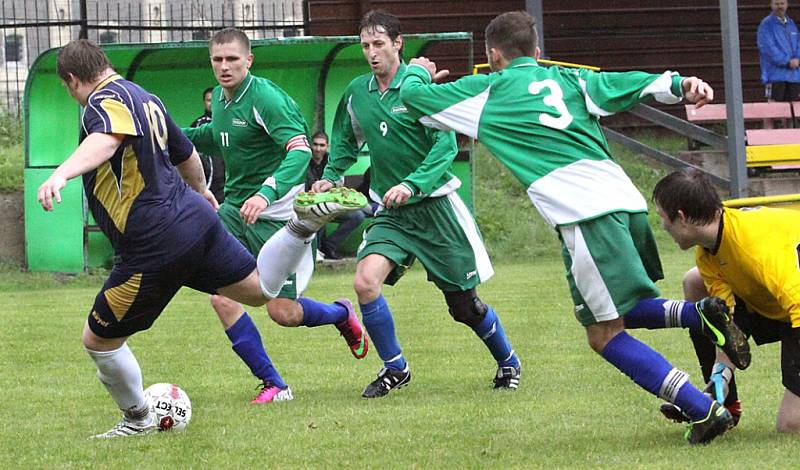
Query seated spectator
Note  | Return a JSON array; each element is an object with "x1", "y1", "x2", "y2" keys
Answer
[
  {"x1": 191, "y1": 87, "x2": 226, "y2": 203},
  {"x1": 306, "y1": 131, "x2": 373, "y2": 259}
]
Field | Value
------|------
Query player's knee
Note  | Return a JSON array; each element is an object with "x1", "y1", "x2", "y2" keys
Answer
[
  {"x1": 444, "y1": 289, "x2": 487, "y2": 328},
  {"x1": 777, "y1": 418, "x2": 800, "y2": 433},
  {"x1": 267, "y1": 299, "x2": 302, "y2": 327},
  {"x1": 585, "y1": 319, "x2": 624, "y2": 354},
  {"x1": 353, "y1": 272, "x2": 381, "y2": 302},
  {"x1": 682, "y1": 267, "x2": 707, "y2": 302}
]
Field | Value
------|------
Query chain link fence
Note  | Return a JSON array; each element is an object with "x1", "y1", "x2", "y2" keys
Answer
[{"x1": 0, "y1": 0, "x2": 305, "y2": 115}]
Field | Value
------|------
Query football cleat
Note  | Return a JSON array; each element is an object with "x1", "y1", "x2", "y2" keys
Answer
[
  {"x1": 660, "y1": 400, "x2": 742, "y2": 428},
  {"x1": 660, "y1": 402, "x2": 690, "y2": 424},
  {"x1": 685, "y1": 401, "x2": 734, "y2": 445},
  {"x1": 334, "y1": 298, "x2": 369, "y2": 359},
  {"x1": 251, "y1": 383, "x2": 294, "y2": 404},
  {"x1": 91, "y1": 410, "x2": 158, "y2": 439},
  {"x1": 493, "y1": 365, "x2": 521, "y2": 389},
  {"x1": 362, "y1": 366, "x2": 411, "y2": 398},
  {"x1": 294, "y1": 187, "x2": 368, "y2": 228},
  {"x1": 696, "y1": 297, "x2": 751, "y2": 370}
]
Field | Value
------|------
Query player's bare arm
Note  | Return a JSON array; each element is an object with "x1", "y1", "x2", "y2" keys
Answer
[
  {"x1": 175, "y1": 149, "x2": 218, "y2": 210},
  {"x1": 38, "y1": 132, "x2": 124, "y2": 211},
  {"x1": 681, "y1": 77, "x2": 714, "y2": 108}
]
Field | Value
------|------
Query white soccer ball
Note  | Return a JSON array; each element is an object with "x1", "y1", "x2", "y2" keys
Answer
[{"x1": 144, "y1": 383, "x2": 192, "y2": 432}]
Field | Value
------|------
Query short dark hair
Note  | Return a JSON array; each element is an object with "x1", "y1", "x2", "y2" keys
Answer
[
  {"x1": 485, "y1": 11, "x2": 538, "y2": 60},
  {"x1": 652, "y1": 168, "x2": 722, "y2": 224},
  {"x1": 210, "y1": 27, "x2": 250, "y2": 52},
  {"x1": 202, "y1": 87, "x2": 214, "y2": 99},
  {"x1": 56, "y1": 39, "x2": 111, "y2": 83},
  {"x1": 312, "y1": 131, "x2": 328, "y2": 142},
  {"x1": 359, "y1": 9, "x2": 402, "y2": 43}
]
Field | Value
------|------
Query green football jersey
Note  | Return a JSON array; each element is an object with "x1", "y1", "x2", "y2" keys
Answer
[
  {"x1": 400, "y1": 57, "x2": 687, "y2": 226},
  {"x1": 183, "y1": 73, "x2": 311, "y2": 220},
  {"x1": 323, "y1": 62, "x2": 460, "y2": 206}
]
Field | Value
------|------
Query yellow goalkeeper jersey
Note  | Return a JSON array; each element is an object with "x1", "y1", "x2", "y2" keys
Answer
[{"x1": 696, "y1": 207, "x2": 800, "y2": 327}]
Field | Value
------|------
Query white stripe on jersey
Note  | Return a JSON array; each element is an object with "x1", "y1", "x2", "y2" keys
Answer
[
  {"x1": 423, "y1": 86, "x2": 490, "y2": 139},
  {"x1": 527, "y1": 158, "x2": 647, "y2": 227}
]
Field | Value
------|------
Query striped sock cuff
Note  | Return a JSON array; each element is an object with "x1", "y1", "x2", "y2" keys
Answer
[{"x1": 659, "y1": 367, "x2": 689, "y2": 402}]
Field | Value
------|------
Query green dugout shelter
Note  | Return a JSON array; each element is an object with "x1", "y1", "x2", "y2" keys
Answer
[{"x1": 23, "y1": 33, "x2": 474, "y2": 272}]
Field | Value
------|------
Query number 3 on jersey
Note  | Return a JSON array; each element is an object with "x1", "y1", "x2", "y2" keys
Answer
[{"x1": 528, "y1": 79, "x2": 573, "y2": 129}]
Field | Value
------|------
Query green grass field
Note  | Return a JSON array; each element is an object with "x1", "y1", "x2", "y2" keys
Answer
[{"x1": 1, "y1": 245, "x2": 796, "y2": 468}]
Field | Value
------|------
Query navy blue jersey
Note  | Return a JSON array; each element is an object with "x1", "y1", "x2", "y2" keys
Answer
[{"x1": 80, "y1": 75, "x2": 217, "y2": 269}]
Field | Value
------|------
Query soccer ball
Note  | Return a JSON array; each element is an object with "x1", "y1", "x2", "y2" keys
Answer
[{"x1": 144, "y1": 383, "x2": 192, "y2": 432}]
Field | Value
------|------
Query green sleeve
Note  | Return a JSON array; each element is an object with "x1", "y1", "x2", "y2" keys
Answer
[
  {"x1": 181, "y1": 122, "x2": 219, "y2": 156},
  {"x1": 399, "y1": 65, "x2": 493, "y2": 139},
  {"x1": 577, "y1": 69, "x2": 685, "y2": 116},
  {"x1": 256, "y1": 89, "x2": 311, "y2": 203},
  {"x1": 322, "y1": 91, "x2": 361, "y2": 184},
  {"x1": 401, "y1": 129, "x2": 457, "y2": 196}
]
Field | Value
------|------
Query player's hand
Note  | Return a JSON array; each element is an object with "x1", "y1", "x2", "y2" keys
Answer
[
  {"x1": 37, "y1": 172, "x2": 67, "y2": 211},
  {"x1": 410, "y1": 57, "x2": 444, "y2": 81},
  {"x1": 202, "y1": 189, "x2": 219, "y2": 211},
  {"x1": 791, "y1": 58, "x2": 800, "y2": 69},
  {"x1": 682, "y1": 77, "x2": 714, "y2": 108},
  {"x1": 240, "y1": 195, "x2": 268, "y2": 225},
  {"x1": 702, "y1": 362, "x2": 733, "y2": 404},
  {"x1": 311, "y1": 179, "x2": 333, "y2": 193},
  {"x1": 383, "y1": 184, "x2": 412, "y2": 208}
]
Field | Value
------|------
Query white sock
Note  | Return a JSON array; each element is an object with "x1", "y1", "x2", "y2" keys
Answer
[
  {"x1": 258, "y1": 226, "x2": 311, "y2": 298},
  {"x1": 86, "y1": 343, "x2": 147, "y2": 415}
]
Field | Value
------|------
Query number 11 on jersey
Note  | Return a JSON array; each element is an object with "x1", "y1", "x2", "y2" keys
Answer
[{"x1": 220, "y1": 131, "x2": 230, "y2": 147}]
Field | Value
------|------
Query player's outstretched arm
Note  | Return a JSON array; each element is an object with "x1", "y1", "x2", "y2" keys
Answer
[
  {"x1": 38, "y1": 132, "x2": 123, "y2": 211},
  {"x1": 175, "y1": 149, "x2": 218, "y2": 210},
  {"x1": 681, "y1": 77, "x2": 714, "y2": 108}
]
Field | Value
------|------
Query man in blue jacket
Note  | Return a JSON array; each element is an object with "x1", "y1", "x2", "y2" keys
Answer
[{"x1": 758, "y1": 0, "x2": 800, "y2": 101}]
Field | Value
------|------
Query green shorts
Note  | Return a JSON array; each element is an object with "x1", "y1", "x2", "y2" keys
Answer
[
  {"x1": 218, "y1": 202, "x2": 312, "y2": 299},
  {"x1": 357, "y1": 192, "x2": 493, "y2": 291},
  {"x1": 558, "y1": 211, "x2": 663, "y2": 326}
]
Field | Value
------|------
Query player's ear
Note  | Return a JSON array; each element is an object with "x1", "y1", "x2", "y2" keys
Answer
[
  {"x1": 395, "y1": 34, "x2": 403, "y2": 52},
  {"x1": 246, "y1": 53, "x2": 253, "y2": 69},
  {"x1": 534, "y1": 46, "x2": 541, "y2": 60}
]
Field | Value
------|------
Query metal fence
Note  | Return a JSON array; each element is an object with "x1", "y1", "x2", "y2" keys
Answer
[{"x1": 0, "y1": 0, "x2": 306, "y2": 115}]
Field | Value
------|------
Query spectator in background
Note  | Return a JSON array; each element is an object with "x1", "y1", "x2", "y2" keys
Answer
[
  {"x1": 758, "y1": 0, "x2": 800, "y2": 101},
  {"x1": 191, "y1": 87, "x2": 226, "y2": 203},
  {"x1": 306, "y1": 131, "x2": 374, "y2": 260}
]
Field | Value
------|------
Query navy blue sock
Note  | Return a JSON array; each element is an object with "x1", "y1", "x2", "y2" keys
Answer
[
  {"x1": 360, "y1": 295, "x2": 406, "y2": 370},
  {"x1": 601, "y1": 331, "x2": 712, "y2": 421},
  {"x1": 472, "y1": 306, "x2": 519, "y2": 368},
  {"x1": 225, "y1": 312, "x2": 286, "y2": 389},
  {"x1": 297, "y1": 297, "x2": 348, "y2": 327},
  {"x1": 623, "y1": 298, "x2": 700, "y2": 329}
]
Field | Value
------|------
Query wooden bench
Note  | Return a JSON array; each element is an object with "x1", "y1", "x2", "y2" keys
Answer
[
  {"x1": 745, "y1": 128, "x2": 800, "y2": 169},
  {"x1": 685, "y1": 102, "x2": 793, "y2": 124}
]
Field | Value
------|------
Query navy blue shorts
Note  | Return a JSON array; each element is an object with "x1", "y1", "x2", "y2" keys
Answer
[{"x1": 87, "y1": 219, "x2": 256, "y2": 338}]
